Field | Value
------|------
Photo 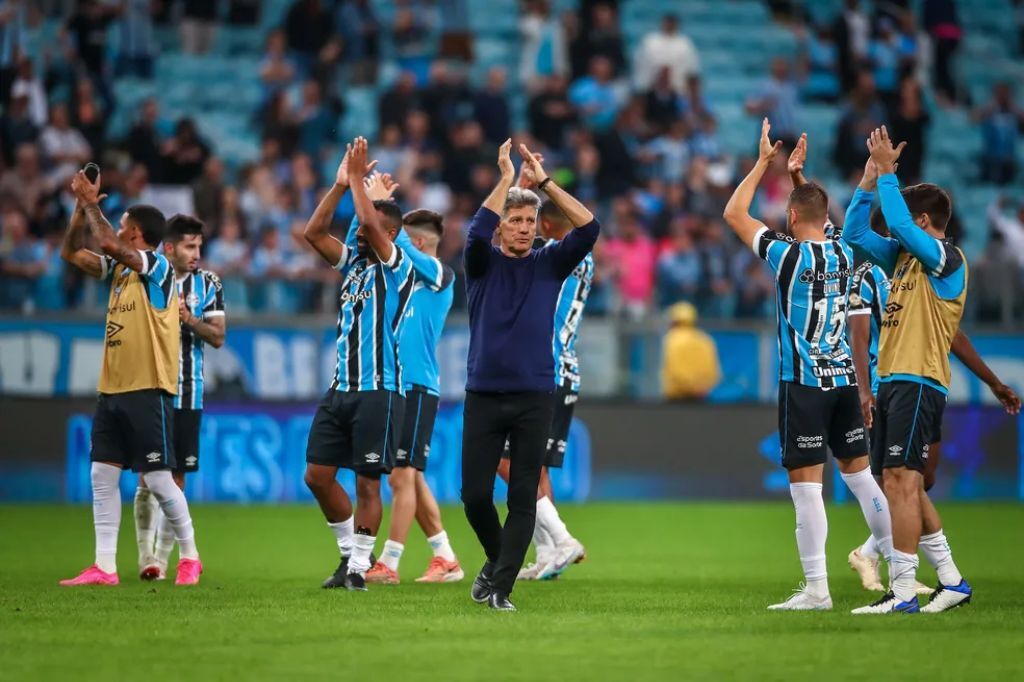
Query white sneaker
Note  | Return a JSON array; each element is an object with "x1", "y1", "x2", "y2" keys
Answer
[
  {"x1": 517, "y1": 562, "x2": 544, "y2": 580},
  {"x1": 767, "y1": 584, "x2": 832, "y2": 611},
  {"x1": 848, "y1": 547, "x2": 884, "y2": 591},
  {"x1": 537, "y1": 539, "x2": 585, "y2": 581},
  {"x1": 139, "y1": 557, "x2": 166, "y2": 581},
  {"x1": 852, "y1": 591, "x2": 920, "y2": 614},
  {"x1": 920, "y1": 580, "x2": 971, "y2": 613}
]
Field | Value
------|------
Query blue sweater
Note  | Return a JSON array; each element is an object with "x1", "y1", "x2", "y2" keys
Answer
[{"x1": 464, "y1": 207, "x2": 601, "y2": 392}]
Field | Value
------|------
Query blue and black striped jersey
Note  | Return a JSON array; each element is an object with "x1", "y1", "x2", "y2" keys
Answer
[
  {"x1": 331, "y1": 240, "x2": 416, "y2": 394},
  {"x1": 175, "y1": 269, "x2": 225, "y2": 410},
  {"x1": 753, "y1": 226, "x2": 857, "y2": 388},
  {"x1": 848, "y1": 262, "x2": 889, "y2": 395},
  {"x1": 552, "y1": 243, "x2": 593, "y2": 392}
]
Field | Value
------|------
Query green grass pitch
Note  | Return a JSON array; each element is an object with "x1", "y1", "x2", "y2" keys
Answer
[{"x1": 1, "y1": 502, "x2": 1022, "y2": 681}]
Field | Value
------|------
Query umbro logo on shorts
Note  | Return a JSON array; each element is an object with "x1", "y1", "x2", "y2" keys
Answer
[
  {"x1": 365, "y1": 452, "x2": 381, "y2": 463},
  {"x1": 888, "y1": 445, "x2": 903, "y2": 456},
  {"x1": 186, "y1": 456, "x2": 197, "y2": 466},
  {"x1": 146, "y1": 452, "x2": 162, "y2": 463},
  {"x1": 396, "y1": 449, "x2": 408, "y2": 460}
]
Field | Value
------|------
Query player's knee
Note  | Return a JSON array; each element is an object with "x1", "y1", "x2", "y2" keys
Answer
[
  {"x1": 303, "y1": 467, "x2": 331, "y2": 494},
  {"x1": 388, "y1": 468, "x2": 413, "y2": 493},
  {"x1": 883, "y1": 468, "x2": 919, "y2": 500},
  {"x1": 460, "y1": 487, "x2": 492, "y2": 511}
]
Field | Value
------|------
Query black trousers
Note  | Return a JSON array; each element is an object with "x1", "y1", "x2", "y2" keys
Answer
[{"x1": 461, "y1": 390, "x2": 554, "y2": 595}]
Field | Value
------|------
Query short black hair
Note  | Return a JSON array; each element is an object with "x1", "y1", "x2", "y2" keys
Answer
[
  {"x1": 126, "y1": 204, "x2": 167, "y2": 248},
  {"x1": 403, "y1": 208, "x2": 444, "y2": 238},
  {"x1": 165, "y1": 214, "x2": 205, "y2": 243},
  {"x1": 539, "y1": 200, "x2": 572, "y2": 230},
  {"x1": 901, "y1": 183, "x2": 952, "y2": 231},
  {"x1": 373, "y1": 199, "x2": 403, "y2": 233},
  {"x1": 787, "y1": 182, "x2": 829, "y2": 223}
]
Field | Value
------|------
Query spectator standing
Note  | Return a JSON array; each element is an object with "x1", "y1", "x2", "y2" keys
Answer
[
  {"x1": 745, "y1": 58, "x2": 801, "y2": 144},
  {"x1": 528, "y1": 75, "x2": 575, "y2": 152},
  {"x1": 974, "y1": 82, "x2": 1024, "y2": 185},
  {"x1": 295, "y1": 80, "x2": 335, "y2": 159},
  {"x1": 633, "y1": 13, "x2": 700, "y2": 93},
  {"x1": 987, "y1": 196, "x2": 1024, "y2": 269},
  {"x1": 161, "y1": 118, "x2": 210, "y2": 185},
  {"x1": 922, "y1": 0, "x2": 963, "y2": 104},
  {"x1": 833, "y1": 0, "x2": 870, "y2": 91},
  {"x1": 800, "y1": 23, "x2": 840, "y2": 102},
  {"x1": 888, "y1": 77, "x2": 930, "y2": 184},
  {"x1": 646, "y1": 119, "x2": 691, "y2": 185},
  {"x1": 379, "y1": 71, "x2": 420, "y2": 132},
  {"x1": 116, "y1": 0, "x2": 156, "y2": 78},
  {"x1": 0, "y1": 143, "x2": 50, "y2": 223},
  {"x1": 192, "y1": 157, "x2": 226, "y2": 229},
  {"x1": 519, "y1": 0, "x2": 568, "y2": 91},
  {"x1": 39, "y1": 102, "x2": 91, "y2": 188},
  {"x1": 11, "y1": 58, "x2": 47, "y2": 128},
  {"x1": 128, "y1": 98, "x2": 166, "y2": 180},
  {"x1": 568, "y1": 56, "x2": 622, "y2": 132},
  {"x1": 833, "y1": 71, "x2": 887, "y2": 179},
  {"x1": 868, "y1": 18, "x2": 904, "y2": 109},
  {"x1": 284, "y1": 0, "x2": 332, "y2": 73},
  {"x1": 656, "y1": 219, "x2": 701, "y2": 307},
  {"x1": 1, "y1": 88, "x2": 38, "y2": 164},
  {"x1": 474, "y1": 67, "x2": 511, "y2": 145},
  {"x1": 206, "y1": 217, "x2": 250, "y2": 310},
  {"x1": 605, "y1": 207, "x2": 656, "y2": 317},
  {"x1": 336, "y1": 0, "x2": 380, "y2": 85},
  {"x1": 71, "y1": 77, "x2": 108, "y2": 158},
  {"x1": 392, "y1": 0, "x2": 437, "y2": 85},
  {"x1": 0, "y1": 208, "x2": 46, "y2": 312},
  {"x1": 0, "y1": 0, "x2": 27, "y2": 108},
  {"x1": 644, "y1": 66, "x2": 682, "y2": 134},
  {"x1": 570, "y1": 3, "x2": 625, "y2": 79},
  {"x1": 660, "y1": 302, "x2": 720, "y2": 400},
  {"x1": 259, "y1": 30, "x2": 296, "y2": 103},
  {"x1": 66, "y1": 0, "x2": 117, "y2": 83},
  {"x1": 181, "y1": 0, "x2": 218, "y2": 55}
]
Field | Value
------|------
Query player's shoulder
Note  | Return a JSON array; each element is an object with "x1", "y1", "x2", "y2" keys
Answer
[
  {"x1": 198, "y1": 268, "x2": 223, "y2": 291},
  {"x1": 440, "y1": 263, "x2": 456, "y2": 289}
]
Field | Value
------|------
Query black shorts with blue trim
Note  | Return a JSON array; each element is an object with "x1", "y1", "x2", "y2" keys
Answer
[
  {"x1": 90, "y1": 389, "x2": 176, "y2": 472},
  {"x1": 395, "y1": 386, "x2": 440, "y2": 471},
  {"x1": 172, "y1": 409, "x2": 202, "y2": 474},
  {"x1": 778, "y1": 381, "x2": 867, "y2": 470},
  {"x1": 873, "y1": 380, "x2": 945, "y2": 473},
  {"x1": 305, "y1": 389, "x2": 403, "y2": 475}
]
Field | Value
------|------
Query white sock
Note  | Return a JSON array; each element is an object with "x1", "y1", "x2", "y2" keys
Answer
[
  {"x1": 328, "y1": 517, "x2": 354, "y2": 557},
  {"x1": 427, "y1": 531, "x2": 456, "y2": 562},
  {"x1": 154, "y1": 509, "x2": 175, "y2": 566},
  {"x1": 348, "y1": 532, "x2": 376, "y2": 574},
  {"x1": 919, "y1": 530, "x2": 963, "y2": 586},
  {"x1": 891, "y1": 549, "x2": 920, "y2": 602},
  {"x1": 134, "y1": 486, "x2": 159, "y2": 562},
  {"x1": 841, "y1": 468, "x2": 893, "y2": 565},
  {"x1": 142, "y1": 470, "x2": 198, "y2": 560},
  {"x1": 536, "y1": 496, "x2": 572, "y2": 545},
  {"x1": 380, "y1": 539, "x2": 404, "y2": 571},
  {"x1": 789, "y1": 482, "x2": 828, "y2": 598},
  {"x1": 534, "y1": 522, "x2": 555, "y2": 565},
  {"x1": 92, "y1": 462, "x2": 122, "y2": 574},
  {"x1": 861, "y1": 534, "x2": 879, "y2": 561}
]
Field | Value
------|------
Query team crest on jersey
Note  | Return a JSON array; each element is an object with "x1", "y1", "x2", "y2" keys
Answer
[
  {"x1": 186, "y1": 292, "x2": 200, "y2": 308},
  {"x1": 849, "y1": 293, "x2": 862, "y2": 306}
]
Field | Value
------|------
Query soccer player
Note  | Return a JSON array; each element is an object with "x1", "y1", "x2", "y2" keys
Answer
[
  {"x1": 844, "y1": 127, "x2": 971, "y2": 613},
  {"x1": 348, "y1": 172, "x2": 463, "y2": 585},
  {"x1": 134, "y1": 214, "x2": 225, "y2": 581},
  {"x1": 723, "y1": 120, "x2": 892, "y2": 611},
  {"x1": 462, "y1": 140, "x2": 600, "y2": 611},
  {"x1": 301, "y1": 138, "x2": 415, "y2": 592},
  {"x1": 58, "y1": 170, "x2": 202, "y2": 586},
  {"x1": 844, "y1": 195, "x2": 1021, "y2": 595},
  {"x1": 498, "y1": 168, "x2": 592, "y2": 582}
]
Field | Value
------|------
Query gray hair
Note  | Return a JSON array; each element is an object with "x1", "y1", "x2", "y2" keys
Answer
[{"x1": 502, "y1": 187, "x2": 541, "y2": 217}]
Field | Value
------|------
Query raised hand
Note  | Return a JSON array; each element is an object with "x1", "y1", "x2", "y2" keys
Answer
[
  {"x1": 518, "y1": 143, "x2": 549, "y2": 186},
  {"x1": 346, "y1": 137, "x2": 377, "y2": 182},
  {"x1": 334, "y1": 147, "x2": 350, "y2": 187},
  {"x1": 365, "y1": 171, "x2": 400, "y2": 202},
  {"x1": 865, "y1": 126, "x2": 906, "y2": 175},
  {"x1": 497, "y1": 138, "x2": 514, "y2": 180},
  {"x1": 71, "y1": 170, "x2": 105, "y2": 205},
  {"x1": 787, "y1": 133, "x2": 807, "y2": 175},
  {"x1": 516, "y1": 152, "x2": 546, "y2": 189},
  {"x1": 758, "y1": 118, "x2": 783, "y2": 163}
]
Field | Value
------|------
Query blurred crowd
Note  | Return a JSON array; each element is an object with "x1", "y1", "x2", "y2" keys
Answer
[{"x1": 1, "y1": 0, "x2": 1022, "y2": 321}]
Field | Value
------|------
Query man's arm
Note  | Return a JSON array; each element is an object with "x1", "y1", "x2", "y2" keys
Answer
[
  {"x1": 951, "y1": 330, "x2": 1022, "y2": 415},
  {"x1": 70, "y1": 171, "x2": 146, "y2": 272},
  {"x1": 304, "y1": 151, "x2": 352, "y2": 267},
  {"x1": 395, "y1": 229, "x2": 446, "y2": 290},
  {"x1": 849, "y1": 313, "x2": 875, "y2": 427},
  {"x1": 60, "y1": 199, "x2": 106, "y2": 279},
  {"x1": 180, "y1": 302, "x2": 226, "y2": 348},
  {"x1": 519, "y1": 143, "x2": 593, "y2": 226},
  {"x1": 839, "y1": 161, "x2": 900, "y2": 273},
  {"x1": 347, "y1": 137, "x2": 395, "y2": 264},
  {"x1": 465, "y1": 139, "x2": 515, "y2": 278},
  {"x1": 723, "y1": 119, "x2": 783, "y2": 248}
]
